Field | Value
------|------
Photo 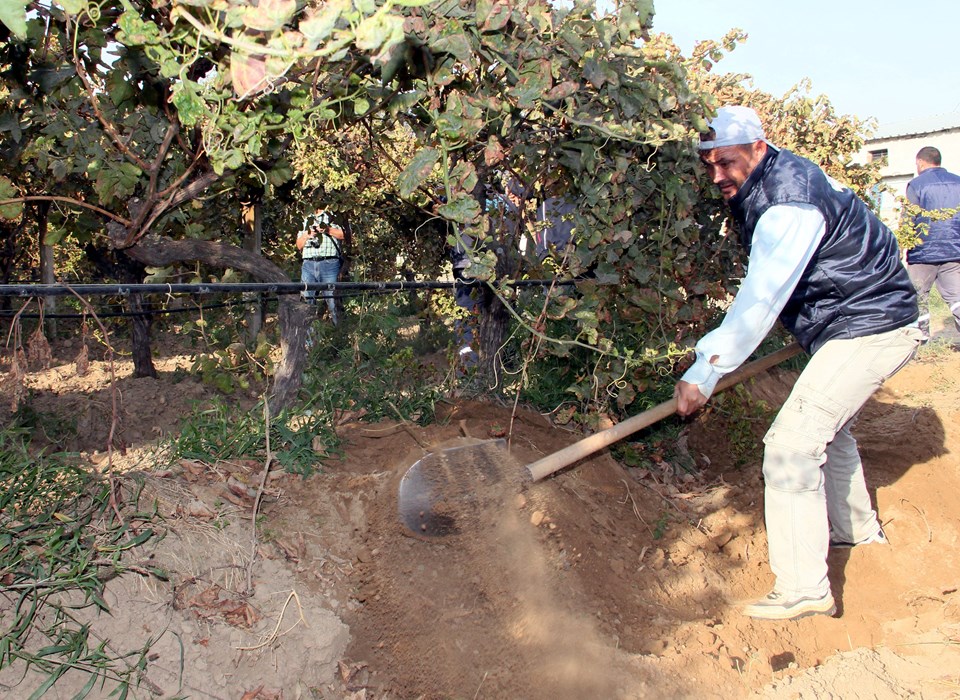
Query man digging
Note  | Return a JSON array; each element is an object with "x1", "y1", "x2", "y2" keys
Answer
[{"x1": 674, "y1": 106, "x2": 922, "y2": 620}]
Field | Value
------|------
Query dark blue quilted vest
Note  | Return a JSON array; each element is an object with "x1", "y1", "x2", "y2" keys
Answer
[{"x1": 729, "y1": 148, "x2": 918, "y2": 354}]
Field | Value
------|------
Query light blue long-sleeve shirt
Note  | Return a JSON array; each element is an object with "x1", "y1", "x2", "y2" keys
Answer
[{"x1": 680, "y1": 203, "x2": 827, "y2": 398}]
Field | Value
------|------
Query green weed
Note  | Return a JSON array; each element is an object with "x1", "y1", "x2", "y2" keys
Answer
[
  {"x1": 918, "y1": 287, "x2": 959, "y2": 358},
  {"x1": 710, "y1": 385, "x2": 773, "y2": 468},
  {"x1": 301, "y1": 308, "x2": 445, "y2": 426},
  {"x1": 917, "y1": 336, "x2": 958, "y2": 362},
  {"x1": 0, "y1": 427, "x2": 164, "y2": 698},
  {"x1": 168, "y1": 398, "x2": 338, "y2": 477},
  {"x1": 652, "y1": 512, "x2": 670, "y2": 540},
  {"x1": 8, "y1": 403, "x2": 79, "y2": 451},
  {"x1": 928, "y1": 285, "x2": 950, "y2": 318},
  {"x1": 162, "y1": 294, "x2": 450, "y2": 477}
]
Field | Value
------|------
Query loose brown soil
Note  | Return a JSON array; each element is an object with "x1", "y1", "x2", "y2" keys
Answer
[{"x1": 2, "y1": 329, "x2": 959, "y2": 699}]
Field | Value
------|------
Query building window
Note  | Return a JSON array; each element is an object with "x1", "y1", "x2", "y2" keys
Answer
[{"x1": 870, "y1": 149, "x2": 889, "y2": 165}]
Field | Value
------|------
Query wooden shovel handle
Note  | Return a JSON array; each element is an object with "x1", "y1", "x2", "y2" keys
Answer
[{"x1": 525, "y1": 342, "x2": 802, "y2": 482}]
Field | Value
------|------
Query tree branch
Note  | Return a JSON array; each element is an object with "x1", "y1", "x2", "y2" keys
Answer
[
  {"x1": 107, "y1": 230, "x2": 290, "y2": 283},
  {"x1": 122, "y1": 169, "x2": 221, "y2": 248},
  {"x1": 146, "y1": 121, "x2": 180, "y2": 201},
  {"x1": 72, "y1": 47, "x2": 151, "y2": 172},
  {"x1": 0, "y1": 196, "x2": 131, "y2": 226}
]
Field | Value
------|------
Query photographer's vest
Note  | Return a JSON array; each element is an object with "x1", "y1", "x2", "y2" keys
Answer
[
  {"x1": 302, "y1": 215, "x2": 342, "y2": 260},
  {"x1": 729, "y1": 148, "x2": 918, "y2": 354}
]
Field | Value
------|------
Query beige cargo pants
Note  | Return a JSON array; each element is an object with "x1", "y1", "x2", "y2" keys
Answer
[{"x1": 760, "y1": 325, "x2": 923, "y2": 598}]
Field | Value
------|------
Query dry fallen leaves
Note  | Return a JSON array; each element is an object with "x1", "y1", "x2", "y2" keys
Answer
[
  {"x1": 240, "y1": 685, "x2": 282, "y2": 700},
  {"x1": 273, "y1": 532, "x2": 306, "y2": 563},
  {"x1": 179, "y1": 459, "x2": 208, "y2": 481},
  {"x1": 176, "y1": 500, "x2": 216, "y2": 520},
  {"x1": 220, "y1": 600, "x2": 262, "y2": 627},
  {"x1": 334, "y1": 407, "x2": 369, "y2": 426},
  {"x1": 185, "y1": 584, "x2": 262, "y2": 628}
]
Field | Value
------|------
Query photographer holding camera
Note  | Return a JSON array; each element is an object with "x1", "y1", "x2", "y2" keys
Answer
[{"x1": 297, "y1": 207, "x2": 345, "y2": 325}]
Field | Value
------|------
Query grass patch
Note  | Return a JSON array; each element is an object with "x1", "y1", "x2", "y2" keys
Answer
[
  {"x1": 169, "y1": 398, "x2": 341, "y2": 476},
  {"x1": 0, "y1": 427, "x2": 164, "y2": 698},
  {"x1": 302, "y1": 305, "x2": 448, "y2": 426},
  {"x1": 7, "y1": 403, "x2": 80, "y2": 452},
  {"x1": 917, "y1": 335, "x2": 958, "y2": 362},
  {"x1": 928, "y1": 286, "x2": 950, "y2": 319},
  {"x1": 920, "y1": 286, "x2": 959, "y2": 355},
  {"x1": 166, "y1": 304, "x2": 449, "y2": 477}
]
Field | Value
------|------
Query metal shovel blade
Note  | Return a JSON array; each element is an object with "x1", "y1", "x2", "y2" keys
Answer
[
  {"x1": 398, "y1": 438, "x2": 509, "y2": 538},
  {"x1": 396, "y1": 343, "x2": 802, "y2": 540}
]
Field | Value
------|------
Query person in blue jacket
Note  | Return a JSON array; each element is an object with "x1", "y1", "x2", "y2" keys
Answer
[
  {"x1": 905, "y1": 146, "x2": 960, "y2": 339},
  {"x1": 674, "y1": 107, "x2": 921, "y2": 621}
]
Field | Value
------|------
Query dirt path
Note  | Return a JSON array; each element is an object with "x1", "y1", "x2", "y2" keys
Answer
[{"x1": 2, "y1": 339, "x2": 959, "y2": 698}]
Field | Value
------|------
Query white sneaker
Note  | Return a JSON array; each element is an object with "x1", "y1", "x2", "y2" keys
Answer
[
  {"x1": 829, "y1": 528, "x2": 888, "y2": 549},
  {"x1": 743, "y1": 590, "x2": 837, "y2": 620}
]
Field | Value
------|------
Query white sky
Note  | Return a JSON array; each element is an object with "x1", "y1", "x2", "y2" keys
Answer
[{"x1": 647, "y1": 1, "x2": 960, "y2": 127}]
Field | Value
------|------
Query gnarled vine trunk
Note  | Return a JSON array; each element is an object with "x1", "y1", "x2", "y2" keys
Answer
[
  {"x1": 241, "y1": 197, "x2": 265, "y2": 344},
  {"x1": 476, "y1": 289, "x2": 510, "y2": 389},
  {"x1": 128, "y1": 292, "x2": 156, "y2": 378},
  {"x1": 35, "y1": 203, "x2": 57, "y2": 337},
  {"x1": 475, "y1": 236, "x2": 515, "y2": 390},
  {"x1": 84, "y1": 244, "x2": 157, "y2": 378},
  {"x1": 107, "y1": 225, "x2": 311, "y2": 411}
]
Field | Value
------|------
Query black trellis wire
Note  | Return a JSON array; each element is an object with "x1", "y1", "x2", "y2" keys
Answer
[
  {"x1": 0, "y1": 298, "x2": 262, "y2": 319},
  {"x1": 0, "y1": 278, "x2": 574, "y2": 320},
  {"x1": 0, "y1": 279, "x2": 568, "y2": 297}
]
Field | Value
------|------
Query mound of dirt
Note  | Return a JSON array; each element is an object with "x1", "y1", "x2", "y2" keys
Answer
[{"x1": 2, "y1": 337, "x2": 959, "y2": 699}]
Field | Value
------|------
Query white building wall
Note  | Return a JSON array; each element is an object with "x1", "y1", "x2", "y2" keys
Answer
[{"x1": 853, "y1": 114, "x2": 960, "y2": 227}]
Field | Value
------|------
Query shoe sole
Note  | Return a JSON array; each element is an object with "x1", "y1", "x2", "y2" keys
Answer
[
  {"x1": 744, "y1": 600, "x2": 837, "y2": 621},
  {"x1": 829, "y1": 536, "x2": 888, "y2": 549}
]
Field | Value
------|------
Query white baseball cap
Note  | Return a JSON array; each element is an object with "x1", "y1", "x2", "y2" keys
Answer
[{"x1": 698, "y1": 106, "x2": 769, "y2": 150}]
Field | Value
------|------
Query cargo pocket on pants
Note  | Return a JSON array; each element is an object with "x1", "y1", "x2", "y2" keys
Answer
[{"x1": 764, "y1": 389, "x2": 849, "y2": 462}]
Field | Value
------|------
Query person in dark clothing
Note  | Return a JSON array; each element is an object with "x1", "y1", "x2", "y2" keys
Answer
[
  {"x1": 905, "y1": 146, "x2": 960, "y2": 338},
  {"x1": 535, "y1": 196, "x2": 576, "y2": 262},
  {"x1": 674, "y1": 106, "x2": 921, "y2": 620},
  {"x1": 449, "y1": 230, "x2": 479, "y2": 366}
]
